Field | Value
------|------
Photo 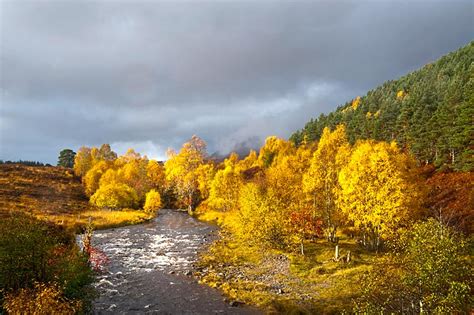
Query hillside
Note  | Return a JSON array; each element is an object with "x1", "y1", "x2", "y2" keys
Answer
[
  {"x1": 0, "y1": 164, "x2": 89, "y2": 216},
  {"x1": 290, "y1": 42, "x2": 473, "y2": 171},
  {"x1": 0, "y1": 164, "x2": 151, "y2": 230}
]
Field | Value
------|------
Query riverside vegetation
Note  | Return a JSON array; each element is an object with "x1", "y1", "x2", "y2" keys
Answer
[{"x1": 1, "y1": 43, "x2": 472, "y2": 313}]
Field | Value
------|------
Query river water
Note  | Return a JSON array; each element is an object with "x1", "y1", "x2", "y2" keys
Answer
[{"x1": 89, "y1": 209, "x2": 260, "y2": 314}]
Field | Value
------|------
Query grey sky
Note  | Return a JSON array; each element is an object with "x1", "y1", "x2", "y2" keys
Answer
[{"x1": 1, "y1": 0, "x2": 472, "y2": 163}]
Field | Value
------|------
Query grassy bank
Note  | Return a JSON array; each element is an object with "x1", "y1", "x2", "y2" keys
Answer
[{"x1": 196, "y1": 209, "x2": 379, "y2": 314}]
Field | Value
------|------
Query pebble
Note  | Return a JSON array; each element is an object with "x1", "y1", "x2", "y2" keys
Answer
[{"x1": 107, "y1": 304, "x2": 117, "y2": 311}]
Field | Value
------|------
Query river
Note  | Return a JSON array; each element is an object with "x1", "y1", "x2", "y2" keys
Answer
[{"x1": 89, "y1": 209, "x2": 260, "y2": 314}]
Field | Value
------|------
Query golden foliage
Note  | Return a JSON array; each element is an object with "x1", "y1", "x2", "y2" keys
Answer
[
  {"x1": 266, "y1": 144, "x2": 311, "y2": 210},
  {"x1": 3, "y1": 282, "x2": 81, "y2": 315},
  {"x1": 73, "y1": 146, "x2": 93, "y2": 177},
  {"x1": 337, "y1": 140, "x2": 422, "y2": 246},
  {"x1": 117, "y1": 157, "x2": 151, "y2": 201},
  {"x1": 144, "y1": 189, "x2": 162, "y2": 213},
  {"x1": 351, "y1": 96, "x2": 361, "y2": 110},
  {"x1": 396, "y1": 90, "x2": 406, "y2": 100},
  {"x1": 90, "y1": 183, "x2": 138, "y2": 210},
  {"x1": 208, "y1": 158, "x2": 242, "y2": 212},
  {"x1": 237, "y1": 183, "x2": 286, "y2": 247},
  {"x1": 83, "y1": 160, "x2": 111, "y2": 197},
  {"x1": 258, "y1": 136, "x2": 294, "y2": 168},
  {"x1": 303, "y1": 125, "x2": 350, "y2": 240},
  {"x1": 238, "y1": 149, "x2": 258, "y2": 170},
  {"x1": 147, "y1": 160, "x2": 166, "y2": 192},
  {"x1": 165, "y1": 135, "x2": 207, "y2": 211},
  {"x1": 195, "y1": 163, "x2": 216, "y2": 200}
]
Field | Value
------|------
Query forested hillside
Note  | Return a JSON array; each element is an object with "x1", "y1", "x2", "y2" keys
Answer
[{"x1": 291, "y1": 42, "x2": 473, "y2": 171}]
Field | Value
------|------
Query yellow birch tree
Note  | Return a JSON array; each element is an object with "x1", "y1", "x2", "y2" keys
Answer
[
  {"x1": 337, "y1": 140, "x2": 422, "y2": 250},
  {"x1": 303, "y1": 124, "x2": 351, "y2": 242}
]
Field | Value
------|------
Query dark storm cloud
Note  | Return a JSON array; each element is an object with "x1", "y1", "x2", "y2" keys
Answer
[{"x1": 1, "y1": 0, "x2": 472, "y2": 163}]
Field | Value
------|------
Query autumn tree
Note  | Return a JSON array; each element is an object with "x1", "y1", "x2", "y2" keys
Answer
[
  {"x1": 266, "y1": 143, "x2": 315, "y2": 252},
  {"x1": 208, "y1": 153, "x2": 242, "y2": 212},
  {"x1": 147, "y1": 160, "x2": 166, "y2": 194},
  {"x1": 143, "y1": 189, "x2": 162, "y2": 213},
  {"x1": 98, "y1": 168, "x2": 120, "y2": 187},
  {"x1": 237, "y1": 183, "x2": 286, "y2": 248},
  {"x1": 288, "y1": 208, "x2": 323, "y2": 255},
  {"x1": 98, "y1": 144, "x2": 117, "y2": 161},
  {"x1": 165, "y1": 135, "x2": 207, "y2": 213},
  {"x1": 303, "y1": 124, "x2": 351, "y2": 242},
  {"x1": 337, "y1": 140, "x2": 422, "y2": 250},
  {"x1": 74, "y1": 144, "x2": 117, "y2": 177},
  {"x1": 195, "y1": 163, "x2": 216, "y2": 201},
  {"x1": 117, "y1": 156, "x2": 151, "y2": 202},
  {"x1": 73, "y1": 147, "x2": 93, "y2": 177},
  {"x1": 83, "y1": 161, "x2": 111, "y2": 197},
  {"x1": 116, "y1": 148, "x2": 141, "y2": 165},
  {"x1": 90, "y1": 183, "x2": 138, "y2": 209},
  {"x1": 425, "y1": 171, "x2": 474, "y2": 234},
  {"x1": 258, "y1": 136, "x2": 294, "y2": 168},
  {"x1": 238, "y1": 149, "x2": 258, "y2": 170}
]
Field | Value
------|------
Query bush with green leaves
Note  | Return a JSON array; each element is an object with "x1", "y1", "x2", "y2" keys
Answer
[
  {"x1": 0, "y1": 213, "x2": 94, "y2": 312},
  {"x1": 355, "y1": 219, "x2": 472, "y2": 313}
]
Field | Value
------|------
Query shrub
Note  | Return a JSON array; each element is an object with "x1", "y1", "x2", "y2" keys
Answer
[
  {"x1": 144, "y1": 189, "x2": 162, "y2": 213},
  {"x1": 90, "y1": 183, "x2": 139, "y2": 209},
  {"x1": 0, "y1": 213, "x2": 60, "y2": 292},
  {"x1": 0, "y1": 213, "x2": 94, "y2": 312},
  {"x1": 3, "y1": 282, "x2": 81, "y2": 314},
  {"x1": 355, "y1": 219, "x2": 472, "y2": 313}
]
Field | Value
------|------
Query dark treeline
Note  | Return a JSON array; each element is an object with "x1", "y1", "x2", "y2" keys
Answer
[
  {"x1": 0, "y1": 160, "x2": 51, "y2": 167},
  {"x1": 291, "y1": 42, "x2": 473, "y2": 171}
]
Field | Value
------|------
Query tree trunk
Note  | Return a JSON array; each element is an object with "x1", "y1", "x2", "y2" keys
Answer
[{"x1": 300, "y1": 241, "x2": 305, "y2": 256}]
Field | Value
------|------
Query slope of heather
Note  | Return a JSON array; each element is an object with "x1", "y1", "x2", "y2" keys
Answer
[{"x1": 0, "y1": 164, "x2": 151, "y2": 230}]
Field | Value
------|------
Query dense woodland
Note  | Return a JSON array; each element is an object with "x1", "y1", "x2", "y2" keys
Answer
[{"x1": 291, "y1": 42, "x2": 473, "y2": 171}]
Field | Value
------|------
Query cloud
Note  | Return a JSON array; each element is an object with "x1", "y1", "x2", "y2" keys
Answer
[{"x1": 0, "y1": 0, "x2": 472, "y2": 163}]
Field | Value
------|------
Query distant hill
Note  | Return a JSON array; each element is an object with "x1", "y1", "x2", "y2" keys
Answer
[{"x1": 291, "y1": 42, "x2": 473, "y2": 171}]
